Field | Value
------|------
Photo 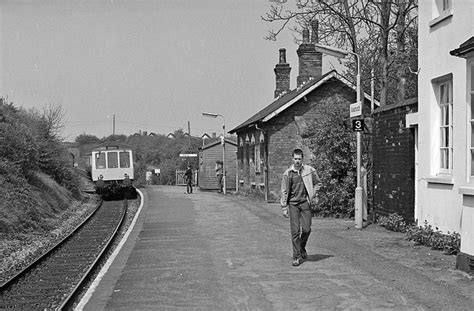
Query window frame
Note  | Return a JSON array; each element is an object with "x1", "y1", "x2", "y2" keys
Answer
[
  {"x1": 107, "y1": 151, "x2": 119, "y2": 169},
  {"x1": 437, "y1": 78, "x2": 453, "y2": 175},
  {"x1": 442, "y1": 0, "x2": 450, "y2": 12},
  {"x1": 95, "y1": 152, "x2": 106, "y2": 169},
  {"x1": 254, "y1": 143, "x2": 261, "y2": 173},
  {"x1": 119, "y1": 151, "x2": 131, "y2": 168},
  {"x1": 469, "y1": 61, "x2": 474, "y2": 179},
  {"x1": 429, "y1": 0, "x2": 453, "y2": 27}
]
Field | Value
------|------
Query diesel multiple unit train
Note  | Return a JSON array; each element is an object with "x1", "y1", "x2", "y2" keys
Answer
[{"x1": 90, "y1": 142, "x2": 136, "y2": 199}]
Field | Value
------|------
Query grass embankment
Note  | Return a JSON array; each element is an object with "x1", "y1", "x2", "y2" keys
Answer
[
  {"x1": 0, "y1": 100, "x2": 97, "y2": 282},
  {"x1": 0, "y1": 171, "x2": 98, "y2": 282}
]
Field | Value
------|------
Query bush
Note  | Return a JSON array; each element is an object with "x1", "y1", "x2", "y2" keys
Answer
[
  {"x1": 307, "y1": 100, "x2": 357, "y2": 217},
  {"x1": 0, "y1": 100, "x2": 85, "y2": 234},
  {"x1": 378, "y1": 213, "x2": 407, "y2": 232},
  {"x1": 240, "y1": 187, "x2": 266, "y2": 201},
  {"x1": 405, "y1": 221, "x2": 461, "y2": 255}
]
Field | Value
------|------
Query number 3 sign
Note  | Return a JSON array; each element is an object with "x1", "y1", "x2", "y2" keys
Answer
[{"x1": 352, "y1": 119, "x2": 364, "y2": 131}]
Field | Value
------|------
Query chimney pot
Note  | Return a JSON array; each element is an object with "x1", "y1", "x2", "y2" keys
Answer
[
  {"x1": 274, "y1": 48, "x2": 291, "y2": 98},
  {"x1": 311, "y1": 20, "x2": 319, "y2": 43},
  {"x1": 279, "y1": 48, "x2": 287, "y2": 64},
  {"x1": 297, "y1": 25, "x2": 322, "y2": 87},
  {"x1": 302, "y1": 29, "x2": 310, "y2": 43}
]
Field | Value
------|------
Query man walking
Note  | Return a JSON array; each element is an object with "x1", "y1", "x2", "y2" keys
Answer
[
  {"x1": 215, "y1": 160, "x2": 223, "y2": 193},
  {"x1": 280, "y1": 148, "x2": 321, "y2": 266}
]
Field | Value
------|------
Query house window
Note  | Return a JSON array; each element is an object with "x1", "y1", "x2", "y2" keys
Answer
[
  {"x1": 237, "y1": 136, "x2": 243, "y2": 162},
  {"x1": 430, "y1": 0, "x2": 452, "y2": 27},
  {"x1": 255, "y1": 144, "x2": 261, "y2": 173},
  {"x1": 438, "y1": 80, "x2": 453, "y2": 174},
  {"x1": 250, "y1": 135, "x2": 255, "y2": 165},
  {"x1": 441, "y1": 0, "x2": 450, "y2": 12},
  {"x1": 434, "y1": 0, "x2": 451, "y2": 15},
  {"x1": 245, "y1": 135, "x2": 250, "y2": 165}
]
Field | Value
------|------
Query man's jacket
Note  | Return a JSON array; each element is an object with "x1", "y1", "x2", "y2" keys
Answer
[{"x1": 280, "y1": 164, "x2": 321, "y2": 207}]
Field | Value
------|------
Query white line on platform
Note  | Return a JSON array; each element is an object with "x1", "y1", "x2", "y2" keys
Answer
[{"x1": 75, "y1": 188, "x2": 145, "y2": 311}]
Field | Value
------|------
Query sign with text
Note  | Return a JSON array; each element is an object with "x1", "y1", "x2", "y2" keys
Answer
[
  {"x1": 179, "y1": 153, "x2": 197, "y2": 157},
  {"x1": 352, "y1": 119, "x2": 365, "y2": 131},
  {"x1": 350, "y1": 101, "x2": 362, "y2": 118}
]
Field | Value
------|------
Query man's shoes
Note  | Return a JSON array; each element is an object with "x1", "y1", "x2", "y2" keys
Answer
[
  {"x1": 292, "y1": 258, "x2": 301, "y2": 266},
  {"x1": 301, "y1": 250, "x2": 307, "y2": 260}
]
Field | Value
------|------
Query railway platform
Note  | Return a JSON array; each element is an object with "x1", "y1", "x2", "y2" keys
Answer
[{"x1": 78, "y1": 185, "x2": 473, "y2": 310}]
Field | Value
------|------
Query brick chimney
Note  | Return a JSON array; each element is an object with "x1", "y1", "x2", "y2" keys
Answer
[
  {"x1": 296, "y1": 21, "x2": 322, "y2": 87},
  {"x1": 274, "y1": 48, "x2": 291, "y2": 98}
]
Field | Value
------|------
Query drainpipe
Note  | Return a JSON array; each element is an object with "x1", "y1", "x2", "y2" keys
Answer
[
  {"x1": 255, "y1": 124, "x2": 268, "y2": 201},
  {"x1": 235, "y1": 146, "x2": 239, "y2": 193}
]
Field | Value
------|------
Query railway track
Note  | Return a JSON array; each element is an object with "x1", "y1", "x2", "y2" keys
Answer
[{"x1": 0, "y1": 199, "x2": 128, "y2": 310}]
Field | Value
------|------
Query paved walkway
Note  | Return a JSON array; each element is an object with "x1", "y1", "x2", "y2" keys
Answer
[{"x1": 80, "y1": 186, "x2": 474, "y2": 310}]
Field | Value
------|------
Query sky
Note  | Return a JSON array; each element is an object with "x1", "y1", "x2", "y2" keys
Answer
[{"x1": 0, "y1": 0, "x2": 335, "y2": 141}]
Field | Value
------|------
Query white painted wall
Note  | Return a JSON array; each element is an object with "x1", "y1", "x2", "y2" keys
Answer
[{"x1": 418, "y1": 0, "x2": 474, "y2": 255}]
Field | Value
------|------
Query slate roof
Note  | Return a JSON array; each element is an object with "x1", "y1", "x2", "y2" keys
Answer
[
  {"x1": 229, "y1": 70, "x2": 378, "y2": 133},
  {"x1": 450, "y1": 37, "x2": 474, "y2": 58},
  {"x1": 372, "y1": 97, "x2": 417, "y2": 114},
  {"x1": 199, "y1": 138, "x2": 237, "y2": 150}
]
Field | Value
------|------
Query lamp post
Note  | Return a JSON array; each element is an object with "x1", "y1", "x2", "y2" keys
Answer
[
  {"x1": 202, "y1": 112, "x2": 226, "y2": 194},
  {"x1": 314, "y1": 43, "x2": 363, "y2": 229}
]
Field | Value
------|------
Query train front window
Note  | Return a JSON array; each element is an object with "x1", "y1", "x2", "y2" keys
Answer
[
  {"x1": 107, "y1": 152, "x2": 119, "y2": 168},
  {"x1": 96, "y1": 153, "x2": 106, "y2": 169},
  {"x1": 119, "y1": 151, "x2": 130, "y2": 168}
]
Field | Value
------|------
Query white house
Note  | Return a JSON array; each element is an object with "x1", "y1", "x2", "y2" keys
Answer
[{"x1": 417, "y1": 0, "x2": 474, "y2": 273}]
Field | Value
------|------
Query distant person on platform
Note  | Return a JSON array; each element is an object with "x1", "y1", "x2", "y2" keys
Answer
[
  {"x1": 184, "y1": 165, "x2": 193, "y2": 194},
  {"x1": 280, "y1": 148, "x2": 321, "y2": 267},
  {"x1": 215, "y1": 160, "x2": 223, "y2": 193},
  {"x1": 122, "y1": 173, "x2": 132, "y2": 187}
]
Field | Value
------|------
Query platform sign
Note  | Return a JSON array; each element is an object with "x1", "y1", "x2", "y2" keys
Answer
[
  {"x1": 179, "y1": 153, "x2": 198, "y2": 157},
  {"x1": 350, "y1": 101, "x2": 362, "y2": 118},
  {"x1": 352, "y1": 119, "x2": 364, "y2": 131}
]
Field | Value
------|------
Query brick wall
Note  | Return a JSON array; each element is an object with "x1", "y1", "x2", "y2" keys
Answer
[
  {"x1": 372, "y1": 98, "x2": 417, "y2": 222},
  {"x1": 236, "y1": 79, "x2": 362, "y2": 202}
]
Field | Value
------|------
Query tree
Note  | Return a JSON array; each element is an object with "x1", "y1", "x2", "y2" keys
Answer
[
  {"x1": 263, "y1": 0, "x2": 418, "y2": 106},
  {"x1": 75, "y1": 134, "x2": 100, "y2": 144}
]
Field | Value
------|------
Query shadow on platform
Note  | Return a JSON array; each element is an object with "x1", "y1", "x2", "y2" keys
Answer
[{"x1": 304, "y1": 254, "x2": 333, "y2": 262}]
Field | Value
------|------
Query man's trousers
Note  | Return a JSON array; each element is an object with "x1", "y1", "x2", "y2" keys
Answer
[{"x1": 288, "y1": 201, "x2": 312, "y2": 259}]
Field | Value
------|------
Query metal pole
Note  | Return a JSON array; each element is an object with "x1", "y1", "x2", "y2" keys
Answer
[
  {"x1": 354, "y1": 54, "x2": 363, "y2": 229},
  {"x1": 222, "y1": 123, "x2": 226, "y2": 194},
  {"x1": 371, "y1": 69, "x2": 375, "y2": 113}
]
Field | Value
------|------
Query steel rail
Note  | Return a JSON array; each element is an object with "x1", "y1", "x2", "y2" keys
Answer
[
  {"x1": 0, "y1": 198, "x2": 129, "y2": 310},
  {"x1": 58, "y1": 199, "x2": 128, "y2": 310},
  {"x1": 0, "y1": 199, "x2": 104, "y2": 291}
]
